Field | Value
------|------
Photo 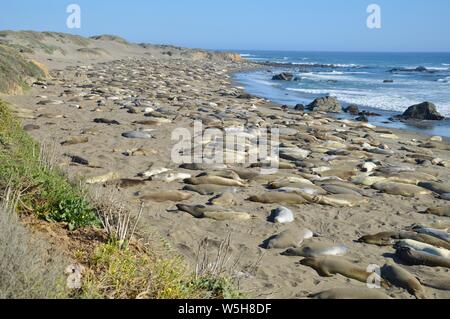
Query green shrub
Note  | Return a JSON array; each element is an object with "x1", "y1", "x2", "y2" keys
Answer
[{"x1": 0, "y1": 101, "x2": 99, "y2": 229}]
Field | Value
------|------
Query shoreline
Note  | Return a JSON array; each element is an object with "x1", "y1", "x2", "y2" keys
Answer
[
  {"x1": 231, "y1": 64, "x2": 450, "y2": 141},
  {"x1": 2, "y1": 33, "x2": 450, "y2": 299}
]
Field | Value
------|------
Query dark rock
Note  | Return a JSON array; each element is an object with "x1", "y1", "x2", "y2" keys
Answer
[
  {"x1": 272, "y1": 72, "x2": 294, "y2": 81},
  {"x1": 294, "y1": 104, "x2": 305, "y2": 111},
  {"x1": 397, "y1": 102, "x2": 445, "y2": 121},
  {"x1": 307, "y1": 96, "x2": 342, "y2": 113},
  {"x1": 383, "y1": 80, "x2": 394, "y2": 83},
  {"x1": 344, "y1": 104, "x2": 359, "y2": 115},
  {"x1": 415, "y1": 66, "x2": 428, "y2": 72},
  {"x1": 237, "y1": 93, "x2": 253, "y2": 99},
  {"x1": 356, "y1": 114, "x2": 369, "y2": 122}
]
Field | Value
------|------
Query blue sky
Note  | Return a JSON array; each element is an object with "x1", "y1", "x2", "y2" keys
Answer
[{"x1": 1, "y1": 0, "x2": 450, "y2": 52}]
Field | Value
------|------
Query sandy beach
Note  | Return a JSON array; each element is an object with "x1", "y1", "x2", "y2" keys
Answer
[{"x1": 2, "y1": 32, "x2": 450, "y2": 299}]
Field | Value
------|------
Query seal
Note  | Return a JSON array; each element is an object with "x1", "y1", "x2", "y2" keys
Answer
[
  {"x1": 418, "y1": 182, "x2": 450, "y2": 195},
  {"x1": 197, "y1": 171, "x2": 243, "y2": 182},
  {"x1": 396, "y1": 247, "x2": 450, "y2": 269},
  {"x1": 420, "y1": 206, "x2": 450, "y2": 217},
  {"x1": 357, "y1": 231, "x2": 398, "y2": 246},
  {"x1": 399, "y1": 231, "x2": 450, "y2": 250},
  {"x1": 309, "y1": 288, "x2": 391, "y2": 300},
  {"x1": 263, "y1": 229, "x2": 313, "y2": 249},
  {"x1": 140, "y1": 191, "x2": 193, "y2": 203},
  {"x1": 106, "y1": 179, "x2": 147, "y2": 188},
  {"x1": 61, "y1": 136, "x2": 89, "y2": 146},
  {"x1": 422, "y1": 277, "x2": 450, "y2": 291},
  {"x1": 306, "y1": 194, "x2": 366, "y2": 207},
  {"x1": 395, "y1": 239, "x2": 450, "y2": 259},
  {"x1": 413, "y1": 226, "x2": 450, "y2": 243},
  {"x1": 282, "y1": 242, "x2": 349, "y2": 257},
  {"x1": 184, "y1": 176, "x2": 247, "y2": 187},
  {"x1": 86, "y1": 172, "x2": 120, "y2": 184},
  {"x1": 183, "y1": 185, "x2": 237, "y2": 196},
  {"x1": 176, "y1": 204, "x2": 251, "y2": 221},
  {"x1": 381, "y1": 264, "x2": 426, "y2": 298},
  {"x1": 248, "y1": 192, "x2": 307, "y2": 205},
  {"x1": 152, "y1": 172, "x2": 192, "y2": 182},
  {"x1": 300, "y1": 256, "x2": 386, "y2": 286},
  {"x1": 208, "y1": 192, "x2": 237, "y2": 206},
  {"x1": 372, "y1": 182, "x2": 432, "y2": 197},
  {"x1": 269, "y1": 207, "x2": 295, "y2": 224}
]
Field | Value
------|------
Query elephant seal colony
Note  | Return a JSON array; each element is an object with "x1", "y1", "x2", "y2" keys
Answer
[{"x1": 5, "y1": 37, "x2": 450, "y2": 299}]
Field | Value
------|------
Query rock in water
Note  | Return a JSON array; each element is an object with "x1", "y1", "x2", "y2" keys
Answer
[
  {"x1": 307, "y1": 96, "x2": 342, "y2": 113},
  {"x1": 269, "y1": 207, "x2": 294, "y2": 224},
  {"x1": 272, "y1": 73, "x2": 294, "y2": 81},
  {"x1": 398, "y1": 102, "x2": 445, "y2": 121},
  {"x1": 343, "y1": 104, "x2": 359, "y2": 115}
]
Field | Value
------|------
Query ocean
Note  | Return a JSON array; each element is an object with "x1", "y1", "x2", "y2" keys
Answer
[{"x1": 234, "y1": 51, "x2": 450, "y2": 137}]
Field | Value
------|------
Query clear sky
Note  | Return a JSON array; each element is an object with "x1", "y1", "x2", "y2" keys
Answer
[{"x1": 1, "y1": 0, "x2": 450, "y2": 52}]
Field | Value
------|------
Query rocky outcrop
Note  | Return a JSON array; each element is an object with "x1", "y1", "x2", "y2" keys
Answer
[
  {"x1": 397, "y1": 102, "x2": 445, "y2": 121},
  {"x1": 272, "y1": 73, "x2": 294, "y2": 81},
  {"x1": 344, "y1": 104, "x2": 359, "y2": 115},
  {"x1": 307, "y1": 96, "x2": 342, "y2": 113}
]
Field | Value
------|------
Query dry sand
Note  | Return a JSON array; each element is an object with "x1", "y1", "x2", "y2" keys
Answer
[{"x1": 2, "y1": 33, "x2": 450, "y2": 299}]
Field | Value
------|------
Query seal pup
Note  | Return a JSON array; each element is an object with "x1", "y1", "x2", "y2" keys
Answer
[
  {"x1": 396, "y1": 247, "x2": 450, "y2": 269},
  {"x1": 184, "y1": 176, "x2": 247, "y2": 187},
  {"x1": 420, "y1": 206, "x2": 450, "y2": 217},
  {"x1": 140, "y1": 191, "x2": 193, "y2": 203},
  {"x1": 263, "y1": 229, "x2": 313, "y2": 250},
  {"x1": 300, "y1": 257, "x2": 386, "y2": 286},
  {"x1": 282, "y1": 242, "x2": 349, "y2": 258},
  {"x1": 309, "y1": 288, "x2": 391, "y2": 300},
  {"x1": 269, "y1": 207, "x2": 295, "y2": 224},
  {"x1": 61, "y1": 136, "x2": 89, "y2": 146},
  {"x1": 248, "y1": 193, "x2": 307, "y2": 205},
  {"x1": 176, "y1": 204, "x2": 251, "y2": 221},
  {"x1": 381, "y1": 264, "x2": 426, "y2": 298},
  {"x1": 197, "y1": 170, "x2": 244, "y2": 182},
  {"x1": 395, "y1": 240, "x2": 450, "y2": 259}
]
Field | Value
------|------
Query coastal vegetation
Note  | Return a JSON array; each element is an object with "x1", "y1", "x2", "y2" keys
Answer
[{"x1": 0, "y1": 100, "x2": 240, "y2": 299}]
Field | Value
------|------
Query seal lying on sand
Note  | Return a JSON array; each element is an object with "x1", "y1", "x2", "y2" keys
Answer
[
  {"x1": 183, "y1": 185, "x2": 237, "y2": 196},
  {"x1": 399, "y1": 231, "x2": 450, "y2": 250},
  {"x1": 208, "y1": 192, "x2": 237, "y2": 206},
  {"x1": 248, "y1": 193, "x2": 307, "y2": 205},
  {"x1": 372, "y1": 182, "x2": 432, "y2": 197},
  {"x1": 263, "y1": 229, "x2": 313, "y2": 249},
  {"x1": 381, "y1": 264, "x2": 426, "y2": 298},
  {"x1": 300, "y1": 256, "x2": 385, "y2": 286},
  {"x1": 357, "y1": 232, "x2": 398, "y2": 246},
  {"x1": 420, "y1": 206, "x2": 450, "y2": 217},
  {"x1": 418, "y1": 182, "x2": 450, "y2": 195},
  {"x1": 86, "y1": 172, "x2": 120, "y2": 184},
  {"x1": 310, "y1": 288, "x2": 391, "y2": 300},
  {"x1": 282, "y1": 242, "x2": 349, "y2": 257},
  {"x1": 304, "y1": 194, "x2": 366, "y2": 207},
  {"x1": 176, "y1": 204, "x2": 251, "y2": 221},
  {"x1": 395, "y1": 240, "x2": 450, "y2": 258},
  {"x1": 184, "y1": 176, "x2": 247, "y2": 187},
  {"x1": 140, "y1": 191, "x2": 193, "y2": 203},
  {"x1": 396, "y1": 247, "x2": 450, "y2": 268},
  {"x1": 413, "y1": 226, "x2": 450, "y2": 243}
]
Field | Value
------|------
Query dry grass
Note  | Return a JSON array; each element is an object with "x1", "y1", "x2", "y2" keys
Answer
[{"x1": 0, "y1": 188, "x2": 69, "y2": 299}]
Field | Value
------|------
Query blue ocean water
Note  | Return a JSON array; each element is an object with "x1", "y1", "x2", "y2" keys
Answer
[{"x1": 234, "y1": 51, "x2": 450, "y2": 137}]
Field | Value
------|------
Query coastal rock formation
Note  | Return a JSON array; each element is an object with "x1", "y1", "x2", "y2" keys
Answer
[
  {"x1": 398, "y1": 102, "x2": 445, "y2": 121},
  {"x1": 307, "y1": 96, "x2": 342, "y2": 113},
  {"x1": 272, "y1": 72, "x2": 294, "y2": 81}
]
